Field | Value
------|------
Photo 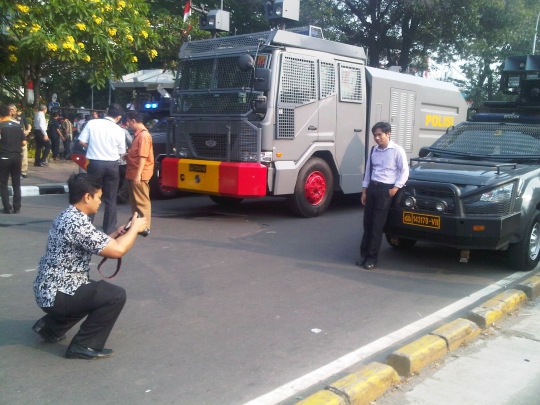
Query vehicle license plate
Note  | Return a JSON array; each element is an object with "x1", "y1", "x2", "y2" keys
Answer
[
  {"x1": 189, "y1": 164, "x2": 206, "y2": 173},
  {"x1": 403, "y1": 211, "x2": 441, "y2": 229}
]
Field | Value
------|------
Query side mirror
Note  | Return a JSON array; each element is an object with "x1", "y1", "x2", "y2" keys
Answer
[
  {"x1": 254, "y1": 68, "x2": 271, "y2": 92},
  {"x1": 238, "y1": 54, "x2": 255, "y2": 72},
  {"x1": 418, "y1": 147, "x2": 430, "y2": 158}
]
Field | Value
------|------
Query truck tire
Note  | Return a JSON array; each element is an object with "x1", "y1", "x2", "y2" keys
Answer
[
  {"x1": 507, "y1": 212, "x2": 540, "y2": 270},
  {"x1": 149, "y1": 163, "x2": 180, "y2": 200},
  {"x1": 209, "y1": 195, "x2": 244, "y2": 206},
  {"x1": 287, "y1": 157, "x2": 333, "y2": 218},
  {"x1": 385, "y1": 234, "x2": 417, "y2": 249}
]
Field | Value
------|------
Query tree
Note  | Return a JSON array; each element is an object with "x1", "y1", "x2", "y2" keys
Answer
[{"x1": 0, "y1": 0, "x2": 159, "y2": 107}]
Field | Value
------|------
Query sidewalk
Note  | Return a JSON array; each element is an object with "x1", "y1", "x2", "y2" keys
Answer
[{"x1": 14, "y1": 158, "x2": 80, "y2": 197}]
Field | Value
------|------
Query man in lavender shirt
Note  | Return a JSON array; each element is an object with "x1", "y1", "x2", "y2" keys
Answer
[{"x1": 357, "y1": 122, "x2": 409, "y2": 270}]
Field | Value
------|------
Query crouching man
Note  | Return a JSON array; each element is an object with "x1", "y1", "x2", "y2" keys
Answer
[{"x1": 32, "y1": 173, "x2": 147, "y2": 359}]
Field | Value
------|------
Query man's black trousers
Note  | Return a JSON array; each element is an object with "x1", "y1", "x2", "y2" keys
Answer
[
  {"x1": 38, "y1": 280, "x2": 126, "y2": 350},
  {"x1": 34, "y1": 130, "x2": 51, "y2": 164},
  {"x1": 360, "y1": 182, "x2": 394, "y2": 263},
  {"x1": 87, "y1": 160, "x2": 120, "y2": 234},
  {"x1": 0, "y1": 152, "x2": 22, "y2": 212}
]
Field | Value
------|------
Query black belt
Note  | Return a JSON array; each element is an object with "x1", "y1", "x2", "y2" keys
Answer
[{"x1": 370, "y1": 180, "x2": 394, "y2": 188}]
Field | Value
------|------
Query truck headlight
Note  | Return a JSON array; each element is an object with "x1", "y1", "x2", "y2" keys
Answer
[
  {"x1": 178, "y1": 147, "x2": 188, "y2": 157},
  {"x1": 240, "y1": 152, "x2": 273, "y2": 163},
  {"x1": 479, "y1": 184, "x2": 514, "y2": 203}
]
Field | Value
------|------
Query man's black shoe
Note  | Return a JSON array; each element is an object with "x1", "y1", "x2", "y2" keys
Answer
[
  {"x1": 13, "y1": 209, "x2": 20, "y2": 214},
  {"x1": 355, "y1": 257, "x2": 367, "y2": 267},
  {"x1": 32, "y1": 319, "x2": 66, "y2": 343},
  {"x1": 3, "y1": 208, "x2": 12, "y2": 214},
  {"x1": 34, "y1": 163, "x2": 42, "y2": 167},
  {"x1": 66, "y1": 344, "x2": 114, "y2": 360},
  {"x1": 21, "y1": 173, "x2": 27, "y2": 178},
  {"x1": 364, "y1": 261, "x2": 377, "y2": 270}
]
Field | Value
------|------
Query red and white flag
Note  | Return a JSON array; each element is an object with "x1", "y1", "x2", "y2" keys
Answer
[{"x1": 183, "y1": 0, "x2": 191, "y2": 23}]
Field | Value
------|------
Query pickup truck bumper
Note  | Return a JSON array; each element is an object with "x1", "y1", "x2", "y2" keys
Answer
[{"x1": 384, "y1": 209, "x2": 522, "y2": 250}]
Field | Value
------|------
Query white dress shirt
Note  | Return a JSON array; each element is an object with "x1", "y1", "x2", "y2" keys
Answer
[
  {"x1": 34, "y1": 111, "x2": 48, "y2": 135},
  {"x1": 78, "y1": 117, "x2": 126, "y2": 161},
  {"x1": 362, "y1": 140, "x2": 409, "y2": 188}
]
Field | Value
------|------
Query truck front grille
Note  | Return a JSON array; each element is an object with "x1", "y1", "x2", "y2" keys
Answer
[
  {"x1": 395, "y1": 185, "x2": 456, "y2": 214},
  {"x1": 462, "y1": 195, "x2": 512, "y2": 216}
]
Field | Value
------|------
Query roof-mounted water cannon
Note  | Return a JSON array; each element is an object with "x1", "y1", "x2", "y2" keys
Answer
[
  {"x1": 192, "y1": 4, "x2": 230, "y2": 37},
  {"x1": 500, "y1": 55, "x2": 540, "y2": 107},
  {"x1": 264, "y1": 0, "x2": 299, "y2": 29}
]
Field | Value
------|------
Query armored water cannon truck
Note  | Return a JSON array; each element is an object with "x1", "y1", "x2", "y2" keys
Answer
[
  {"x1": 384, "y1": 55, "x2": 540, "y2": 270},
  {"x1": 158, "y1": 26, "x2": 467, "y2": 217}
]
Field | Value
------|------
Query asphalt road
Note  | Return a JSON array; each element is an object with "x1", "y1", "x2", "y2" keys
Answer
[{"x1": 0, "y1": 193, "x2": 535, "y2": 405}]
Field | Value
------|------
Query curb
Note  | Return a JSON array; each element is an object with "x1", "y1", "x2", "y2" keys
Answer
[
  {"x1": 294, "y1": 277, "x2": 539, "y2": 405},
  {"x1": 10, "y1": 184, "x2": 68, "y2": 197}
]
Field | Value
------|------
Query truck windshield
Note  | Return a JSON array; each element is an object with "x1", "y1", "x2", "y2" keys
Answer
[
  {"x1": 172, "y1": 56, "x2": 260, "y2": 115},
  {"x1": 430, "y1": 123, "x2": 540, "y2": 158}
]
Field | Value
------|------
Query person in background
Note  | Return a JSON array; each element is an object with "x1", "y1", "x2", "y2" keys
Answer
[
  {"x1": 0, "y1": 105, "x2": 26, "y2": 213},
  {"x1": 73, "y1": 113, "x2": 84, "y2": 140},
  {"x1": 357, "y1": 122, "x2": 409, "y2": 270},
  {"x1": 47, "y1": 111, "x2": 64, "y2": 161},
  {"x1": 117, "y1": 120, "x2": 133, "y2": 204},
  {"x1": 33, "y1": 105, "x2": 50, "y2": 167},
  {"x1": 91, "y1": 110, "x2": 99, "y2": 120},
  {"x1": 61, "y1": 116, "x2": 73, "y2": 160},
  {"x1": 124, "y1": 111, "x2": 154, "y2": 231},
  {"x1": 9, "y1": 104, "x2": 31, "y2": 179},
  {"x1": 78, "y1": 103, "x2": 126, "y2": 234},
  {"x1": 32, "y1": 173, "x2": 148, "y2": 359},
  {"x1": 126, "y1": 98, "x2": 136, "y2": 111}
]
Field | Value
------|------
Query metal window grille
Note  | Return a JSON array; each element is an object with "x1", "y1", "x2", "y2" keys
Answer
[
  {"x1": 178, "y1": 57, "x2": 254, "y2": 90},
  {"x1": 319, "y1": 61, "x2": 335, "y2": 99},
  {"x1": 180, "y1": 32, "x2": 274, "y2": 57},
  {"x1": 173, "y1": 119, "x2": 259, "y2": 162},
  {"x1": 279, "y1": 56, "x2": 316, "y2": 104},
  {"x1": 338, "y1": 63, "x2": 363, "y2": 103},
  {"x1": 277, "y1": 108, "x2": 295, "y2": 139}
]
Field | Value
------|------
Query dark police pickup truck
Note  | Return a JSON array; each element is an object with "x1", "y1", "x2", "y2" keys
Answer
[{"x1": 384, "y1": 55, "x2": 540, "y2": 270}]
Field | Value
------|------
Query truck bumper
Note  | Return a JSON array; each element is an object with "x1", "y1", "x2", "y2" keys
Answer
[
  {"x1": 384, "y1": 209, "x2": 522, "y2": 250},
  {"x1": 161, "y1": 157, "x2": 267, "y2": 198}
]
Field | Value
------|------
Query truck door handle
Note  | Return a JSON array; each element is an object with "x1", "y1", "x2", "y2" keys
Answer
[
  {"x1": 354, "y1": 128, "x2": 363, "y2": 132},
  {"x1": 308, "y1": 126, "x2": 317, "y2": 131}
]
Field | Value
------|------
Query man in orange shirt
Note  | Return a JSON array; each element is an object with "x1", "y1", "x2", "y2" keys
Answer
[{"x1": 124, "y1": 111, "x2": 154, "y2": 231}]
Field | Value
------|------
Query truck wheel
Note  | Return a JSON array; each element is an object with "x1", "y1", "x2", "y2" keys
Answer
[
  {"x1": 508, "y1": 212, "x2": 540, "y2": 270},
  {"x1": 385, "y1": 234, "x2": 417, "y2": 249},
  {"x1": 287, "y1": 157, "x2": 333, "y2": 218},
  {"x1": 149, "y1": 164, "x2": 180, "y2": 200},
  {"x1": 209, "y1": 195, "x2": 244, "y2": 206}
]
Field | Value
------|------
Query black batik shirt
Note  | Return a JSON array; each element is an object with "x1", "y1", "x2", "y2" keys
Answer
[{"x1": 34, "y1": 205, "x2": 110, "y2": 307}]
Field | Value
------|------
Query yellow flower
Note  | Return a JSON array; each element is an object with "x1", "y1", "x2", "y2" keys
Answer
[
  {"x1": 140, "y1": 30, "x2": 148, "y2": 38},
  {"x1": 133, "y1": 10, "x2": 138, "y2": 15},
  {"x1": 78, "y1": 42, "x2": 85, "y2": 49},
  {"x1": 47, "y1": 42, "x2": 58, "y2": 52},
  {"x1": 62, "y1": 42, "x2": 75, "y2": 50},
  {"x1": 94, "y1": 17, "x2": 103, "y2": 24},
  {"x1": 105, "y1": 4, "x2": 113, "y2": 11},
  {"x1": 9, "y1": 54, "x2": 18, "y2": 63},
  {"x1": 125, "y1": 27, "x2": 130, "y2": 33},
  {"x1": 67, "y1": 35, "x2": 75, "y2": 43},
  {"x1": 82, "y1": 55, "x2": 91, "y2": 62},
  {"x1": 16, "y1": 4, "x2": 30, "y2": 13},
  {"x1": 126, "y1": 34, "x2": 134, "y2": 42},
  {"x1": 148, "y1": 49, "x2": 158, "y2": 60},
  {"x1": 145, "y1": 19, "x2": 151, "y2": 27},
  {"x1": 131, "y1": 56, "x2": 138, "y2": 63},
  {"x1": 30, "y1": 23, "x2": 40, "y2": 32},
  {"x1": 76, "y1": 23, "x2": 87, "y2": 31},
  {"x1": 108, "y1": 28, "x2": 117, "y2": 36},
  {"x1": 117, "y1": 1, "x2": 126, "y2": 8},
  {"x1": 8, "y1": 45, "x2": 17, "y2": 52}
]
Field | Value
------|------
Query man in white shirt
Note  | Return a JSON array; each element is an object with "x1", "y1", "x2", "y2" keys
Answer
[
  {"x1": 33, "y1": 105, "x2": 51, "y2": 167},
  {"x1": 78, "y1": 104, "x2": 126, "y2": 234},
  {"x1": 358, "y1": 122, "x2": 409, "y2": 270}
]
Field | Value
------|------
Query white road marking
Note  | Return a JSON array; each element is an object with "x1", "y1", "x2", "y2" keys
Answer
[
  {"x1": 0, "y1": 274, "x2": 13, "y2": 278},
  {"x1": 242, "y1": 271, "x2": 534, "y2": 405},
  {"x1": 25, "y1": 269, "x2": 37, "y2": 272}
]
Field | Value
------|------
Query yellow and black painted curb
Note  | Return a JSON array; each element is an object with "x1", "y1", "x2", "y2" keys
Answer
[{"x1": 294, "y1": 274, "x2": 540, "y2": 405}]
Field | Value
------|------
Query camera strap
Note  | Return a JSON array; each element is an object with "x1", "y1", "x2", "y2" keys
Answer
[{"x1": 97, "y1": 257, "x2": 122, "y2": 279}]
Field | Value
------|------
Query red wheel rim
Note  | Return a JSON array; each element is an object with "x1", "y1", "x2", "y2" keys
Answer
[{"x1": 304, "y1": 171, "x2": 326, "y2": 205}]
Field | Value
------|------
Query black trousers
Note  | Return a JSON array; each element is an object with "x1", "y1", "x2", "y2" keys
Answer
[
  {"x1": 49, "y1": 132, "x2": 60, "y2": 158},
  {"x1": 39, "y1": 280, "x2": 126, "y2": 350},
  {"x1": 360, "y1": 182, "x2": 394, "y2": 262},
  {"x1": 34, "y1": 130, "x2": 51, "y2": 164},
  {"x1": 87, "y1": 160, "x2": 120, "y2": 234},
  {"x1": 0, "y1": 153, "x2": 22, "y2": 211},
  {"x1": 63, "y1": 139, "x2": 72, "y2": 159}
]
